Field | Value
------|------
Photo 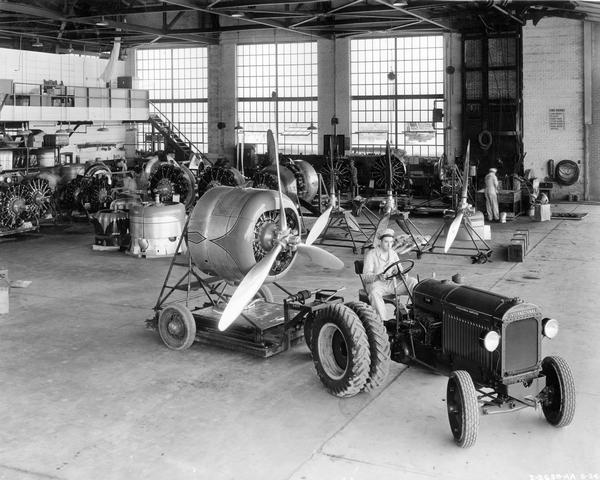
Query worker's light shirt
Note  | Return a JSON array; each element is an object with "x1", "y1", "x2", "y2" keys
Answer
[
  {"x1": 362, "y1": 247, "x2": 400, "y2": 285},
  {"x1": 485, "y1": 173, "x2": 498, "y2": 193}
]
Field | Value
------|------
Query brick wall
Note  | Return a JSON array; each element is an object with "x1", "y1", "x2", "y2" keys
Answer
[{"x1": 522, "y1": 18, "x2": 585, "y2": 199}]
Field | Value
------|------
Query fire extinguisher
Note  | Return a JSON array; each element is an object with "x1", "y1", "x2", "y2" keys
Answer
[{"x1": 547, "y1": 159, "x2": 555, "y2": 179}]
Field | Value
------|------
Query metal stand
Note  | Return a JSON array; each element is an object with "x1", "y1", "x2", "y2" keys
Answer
[
  {"x1": 317, "y1": 207, "x2": 373, "y2": 254},
  {"x1": 383, "y1": 210, "x2": 429, "y2": 258},
  {"x1": 425, "y1": 214, "x2": 493, "y2": 263}
]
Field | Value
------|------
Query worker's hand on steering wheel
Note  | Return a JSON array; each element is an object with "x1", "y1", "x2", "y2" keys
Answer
[{"x1": 382, "y1": 259, "x2": 415, "y2": 281}]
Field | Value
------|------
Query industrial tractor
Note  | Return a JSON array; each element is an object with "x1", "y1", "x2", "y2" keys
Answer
[{"x1": 307, "y1": 259, "x2": 576, "y2": 448}]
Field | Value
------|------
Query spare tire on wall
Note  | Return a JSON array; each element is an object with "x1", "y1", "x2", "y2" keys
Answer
[{"x1": 555, "y1": 160, "x2": 579, "y2": 186}]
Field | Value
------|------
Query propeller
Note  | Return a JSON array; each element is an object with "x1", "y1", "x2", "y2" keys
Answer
[
  {"x1": 372, "y1": 140, "x2": 398, "y2": 245},
  {"x1": 218, "y1": 129, "x2": 343, "y2": 331},
  {"x1": 444, "y1": 140, "x2": 471, "y2": 253}
]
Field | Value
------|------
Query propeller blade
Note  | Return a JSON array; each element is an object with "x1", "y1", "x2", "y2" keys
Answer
[
  {"x1": 444, "y1": 212, "x2": 464, "y2": 253},
  {"x1": 344, "y1": 211, "x2": 361, "y2": 231},
  {"x1": 306, "y1": 205, "x2": 332, "y2": 246},
  {"x1": 218, "y1": 244, "x2": 283, "y2": 331},
  {"x1": 297, "y1": 244, "x2": 344, "y2": 270},
  {"x1": 329, "y1": 135, "x2": 335, "y2": 195},
  {"x1": 386, "y1": 140, "x2": 392, "y2": 191},
  {"x1": 266, "y1": 129, "x2": 277, "y2": 167},
  {"x1": 374, "y1": 213, "x2": 390, "y2": 244},
  {"x1": 460, "y1": 140, "x2": 471, "y2": 208},
  {"x1": 267, "y1": 129, "x2": 287, "y2": 232}
]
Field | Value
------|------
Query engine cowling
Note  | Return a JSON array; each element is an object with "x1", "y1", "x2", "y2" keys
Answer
[{"x1": 187, "y1": 186, "x2": 300, "y2": 284}]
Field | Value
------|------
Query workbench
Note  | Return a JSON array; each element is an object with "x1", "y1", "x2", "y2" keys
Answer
[{"x1": 476, "y1": 189, "x2": 522, "y2": 217}]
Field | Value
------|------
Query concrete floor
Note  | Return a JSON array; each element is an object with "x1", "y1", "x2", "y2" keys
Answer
[{"x1": 1, "y1": 202, "x2": 599, "y2": 480}]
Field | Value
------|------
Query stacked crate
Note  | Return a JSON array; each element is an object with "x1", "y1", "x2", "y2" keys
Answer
[{"x1": 507, "y1": 229, "x2": 530, "y2": 262}]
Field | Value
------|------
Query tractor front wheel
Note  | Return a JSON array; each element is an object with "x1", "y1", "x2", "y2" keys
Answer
[
  {"x1": 540, "y1": 356, "x2": 576, "y2": 427},
  {"x1": 446, "y1": 370, "x2": 479, "y2": 448}
]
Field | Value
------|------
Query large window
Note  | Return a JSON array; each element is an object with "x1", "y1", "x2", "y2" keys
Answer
[
  {"x1": 237, "y1": 42, "x2": 318, "y2": 154},
  {"x1": 351, "y1": 36, "x2": 444, "y2": 156},
  {"x1": 136, "y1": 47, "x2": 208, "y2": 153}
]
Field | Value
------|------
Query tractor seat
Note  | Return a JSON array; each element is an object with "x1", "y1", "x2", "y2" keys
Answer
[{"x1": 354, "y1": 260, "x2": 396, "y2": 305}]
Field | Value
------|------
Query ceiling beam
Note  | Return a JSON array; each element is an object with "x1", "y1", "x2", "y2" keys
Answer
[
  {"x1": 289, "y1": 0, "x2": 364, "y2": 29},
  {"x1": 162, "y1": 0, "x2": 325, "y2": 38},
  {"x1": 372, "y1": 0, "x2": 454, "y2": 32},
  {"x1": 0, "y1": 2, "x2": 217, "y2": 46}
]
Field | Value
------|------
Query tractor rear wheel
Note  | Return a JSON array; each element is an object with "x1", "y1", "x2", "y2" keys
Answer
[
  {"x1": 540, "y1": 356, "x2": 576, "y2": 427},
  {"x1": 446, "y1": 370, "x2": 479, "y2": 448},
  {"x1": 346, "y1": 301, "x2": 391, "y2": 392},
  {"x1": 311, "y1": 304, "x2": 370, "y2": 397},
  {"x1": 158, "y1": 304, "x2": 196, "y2": 351}
]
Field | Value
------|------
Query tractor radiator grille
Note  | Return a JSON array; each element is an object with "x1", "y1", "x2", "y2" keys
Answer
[
  {"x1": 443, "y1": 311, "x2": 496, "y2": 372},
  {"x1": 503, "y1": 317, "x2": 538, "y2": 375}
]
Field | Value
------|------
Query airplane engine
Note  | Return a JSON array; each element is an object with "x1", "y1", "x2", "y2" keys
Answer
[
  {"x1": 252, "y1": 165, "x2": 298, "y2": 202},
  {"x1": 252, "y1": 159, "x2": 319, "y2": 204},
  {"x1": 187, "y1": 186, "x2": 300, "y2": 284}
]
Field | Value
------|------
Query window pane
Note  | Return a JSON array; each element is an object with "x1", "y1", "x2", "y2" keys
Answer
[
  {"x1": 236, "y1": 42, "x2": 318, "y2": 154},
  {"x1": 351, "y1": 35, "x2": 444, "y2": 156},
  {"x1": 135, "y1": 47, "x2": 208, "y2": 153}
]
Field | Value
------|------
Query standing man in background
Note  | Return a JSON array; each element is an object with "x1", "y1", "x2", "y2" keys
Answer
[{"x1": 485, "y1": 167, "x2": 500, "y2": 222}]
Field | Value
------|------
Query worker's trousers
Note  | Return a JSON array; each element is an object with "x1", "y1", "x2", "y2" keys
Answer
[
  {"x1": 485, "y1": 192, "x2": 499, "y2": 221},
  {"x1": 367, "y1": 277, "x2": 418, "y2": 321}
]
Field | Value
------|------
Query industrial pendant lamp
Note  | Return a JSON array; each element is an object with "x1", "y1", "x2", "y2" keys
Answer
[
  {"x1": 32, "y1": 37, "x2": 43, "y2": 48},
  {"x1": 97, "y1": 123, "x2": 109, "y2": 132},
  {"x1": 56, "y1": 124, "x2": 67, "y2": 134},
  {"x1": 307, "y1": 121, "x2": 317, "y2": 131},
  {"x1": 126, "y1": 122, "x2": 138, "y2": 132},
  {"x1": 234, "y1": 121, "x2": 243, "y2": 130}
]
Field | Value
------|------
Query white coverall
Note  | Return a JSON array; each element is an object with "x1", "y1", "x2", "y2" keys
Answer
[
  {"x1": 484, "y1": 171, "x2": 500, "y2": 221},
  {"x1": 363, "y1": 247, "x2": 418, "y2": 321}
]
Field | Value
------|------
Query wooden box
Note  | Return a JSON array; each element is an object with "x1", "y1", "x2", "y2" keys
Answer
[
  {"x1": 534, "y1": 204, "x2": 551, "y2": 222},
  {"x1": 508, "y1": 239, "x2": 526, "y2": 262}
]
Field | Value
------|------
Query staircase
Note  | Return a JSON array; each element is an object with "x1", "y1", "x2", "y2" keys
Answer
[{"x1": 148, "y1": 103, "x2": 207, "y2": 167}]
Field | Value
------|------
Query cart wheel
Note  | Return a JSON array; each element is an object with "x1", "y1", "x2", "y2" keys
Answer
[
  {"x1": 345, "y1": 301, "x2": 391, "y2": 392},
  {"x1": 540, "y1": 356, "x2": 576, "y2": 427},
  {"x1": 311, "y1": 303, "x2": 371, "y2": 398},
  {"x1": 158, "y1": 304, "x2": 196, "y2": 351},
  {"x1": 447, "y1": 370, "x2": 479, "y2": 448}
]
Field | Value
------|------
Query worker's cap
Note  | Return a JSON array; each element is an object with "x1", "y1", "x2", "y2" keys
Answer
[
  {"x1": 379, "y1": 228, "x2": 395, "y2": 240},
  {"x1": 489, "y1": 168, "x2": 497, "y2": 173}
]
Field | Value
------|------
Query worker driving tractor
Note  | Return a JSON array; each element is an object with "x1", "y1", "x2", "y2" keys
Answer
[{"x1": 362, "y1": 228, "x2": 418, "y2": 322}]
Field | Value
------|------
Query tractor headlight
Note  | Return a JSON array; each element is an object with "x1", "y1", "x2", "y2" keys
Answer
[
  {"x1": 542, "y1": 318, "x2": 559, "y2": 339},
  {"x1": 480, "y1": 330, "x2": 501, "y2": 352}
]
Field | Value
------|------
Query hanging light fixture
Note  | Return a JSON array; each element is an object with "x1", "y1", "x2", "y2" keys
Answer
[
  {"x1": 234, "y1": 121, "x2": 244, "y2": 130},
  {"x1": 95, "y1": 16, "x2": 109, "y2": 26},
  {"x1": 32, "y1": 37, "x2": 43, "y2": 48},
  {"x1": 56, "y1": 124, "x2": 68, "y2": 134},
  {"x1": 126, "y1": 122, "x2": 137, "y2": 132},
  {"x1": 307, "y1": 121, "x2": 317, "y2": 131},
  {"x1": 97, "y1": 123, "x2": 109, "y2": 132},
  {"x1": 65, "y1": 122, "x2": 74, "y2": 134},
  {"x1": 231, "y1": 12, "x2": 244, "y2": 18}
]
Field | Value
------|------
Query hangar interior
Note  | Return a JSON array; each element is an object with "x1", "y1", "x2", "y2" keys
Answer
[{"x1": 0, "y1": 1, "x2": 599, "y2": 479}]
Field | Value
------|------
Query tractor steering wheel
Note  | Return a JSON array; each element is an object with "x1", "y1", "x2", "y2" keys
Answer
[{"x1": 382, "y1": 259, "x2": 415, "y2": 281}]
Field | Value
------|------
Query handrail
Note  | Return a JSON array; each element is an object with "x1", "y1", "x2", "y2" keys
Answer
[{"x1": 148, "y1": 101, "x2": 209, "y2": 166}]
